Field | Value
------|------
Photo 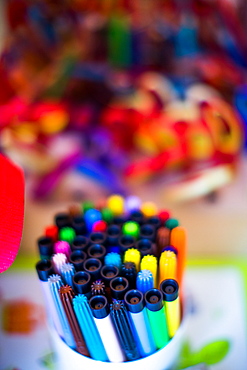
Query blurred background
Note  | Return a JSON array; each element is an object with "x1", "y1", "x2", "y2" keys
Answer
[
  {"x1": 1, "y1": 2, "x2": 247, "y2": 370},
  {"x1": 0, "y1": 0, "x2": 247, "y2": 258}
]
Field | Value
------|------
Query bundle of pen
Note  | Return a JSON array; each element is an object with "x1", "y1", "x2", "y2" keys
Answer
[{"x1": 35, "y1": 194, "x2": 186, "y2": 363}]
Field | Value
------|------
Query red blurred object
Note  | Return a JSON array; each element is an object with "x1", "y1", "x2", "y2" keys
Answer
[
  {"x1": 45, "y1": 225, "x2": 58, "y2": 242},
  {"x1": 92, "y1": 220, "x2": 108, "y2": 233}
]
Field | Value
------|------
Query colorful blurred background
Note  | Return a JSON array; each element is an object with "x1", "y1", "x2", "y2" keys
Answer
[{"x1": 1, "y1": 1, "x2": 247, "y2": 369}]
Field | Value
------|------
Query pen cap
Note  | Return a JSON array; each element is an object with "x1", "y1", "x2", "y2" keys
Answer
[
  {"x1": 45, "y1": 225, "x2": 58, "y2": 242},
  {"x1": 89, "y1": 232, "x2": 106, "y2": 246},
  {"x1": 89, "y1": 295, "x2": 109, "y2": 318},
  {"x1": 161, "y1": 246, "x2": 178, "y2": 254},
  {"x1": 88, "y1": 244, "x2": 106, "y2": 261},
  {"x1": 36, "y1": 259, "x2": 54, "y2": 281},
  {"x1": 106, "y1": 224, "x2": 121, "y2": 246},
  {"x1": 100, "y1": 264, "x2": 119, "y2": 286},
  {"x1": 92, "y1": 220, "x2": 107, "y2": 233},
  {"x1": 119, "y1": 235, "x2": 135, "y2": 253},
  {"x1": 91, "y1": 280, "x2": 106, "y2": 296},
  {"x1": 71, "y1": 236, "x2": 89, "y2": 252},
  {"x1": 71, "y1": 215, "x2": 87, "y2": 235},
  {"x1": 146, "y1": 216, "x2": 161, "y2": 230},
  {"x1": 83, "y1": 258, "x2": 102, "y2": 281},
  {"x1": 112, "y1": 215, "x2": 127, "y2": 227},
  {"x1": 73, "y1": 271, "x2": 91, "y2": 295},
  {"x1": 135, "y1": 239, "x2": 153, "y2": 256},
  {"x1": 122, "y1": 221, "x2": 140, "y2": 239},
  {"x1": 124, "y1": 289, "x2": 144, "y2": 313},
  {"x1": 129, "y1": 210, "x2": 145, "y2": 225},
  {"x1": 84, "y1": 209, "x2": 102, "y2": 233},
  {"x1": 165, "y1": 218, "x2": 179, "y2": 230},
  {"x1": 125, "y1": 195, "x2": 141, "y2": 213},
  {"x1": 160, "y1": 279, "x2": 179, "y2": 302},
  {"x1": 121, "y1": 262, "x2": 137, "y2": 289},
  {"x1": 140, "y1": 224, "x2": 155, "y2": 241},
  {"x1": 55, "y1": 213, "x2": 71, "y2": 229},
  {"x1": 145, "y1": 289, "x2": 163, "y2": 312},
  {"x1": 110, "y1": 276, "x2": 129, "y2": 300},
  {"x1": 59, "y1": 227, "x2": 76, "y2": 244},
  {"x1": 69, "y1": 250, "x2": 87, "y2": 271},
  {"x1": 37, "y1": 236, "x2": 54, "y2": 258}
]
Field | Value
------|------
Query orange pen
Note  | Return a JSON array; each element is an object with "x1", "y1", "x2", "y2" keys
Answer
[{"x1": 170, "y1": 226, "x2": 187, "y2": 290}]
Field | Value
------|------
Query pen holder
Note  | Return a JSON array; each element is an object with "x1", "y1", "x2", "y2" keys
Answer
[
  {"x1": 49, "y1": 299, "x2": 189, "y2": 370},
  {"x1": 36, "y1": 195, "x2": 189, "y2": 370}
]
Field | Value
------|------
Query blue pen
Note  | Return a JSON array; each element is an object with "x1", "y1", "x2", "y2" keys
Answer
[
  {"x1": 124, "y1": 289, "x2": 156, "y2": 357},
  {"x1": 136, "y1": 269, "x2": 154, "y2": 294},
  {"x1": 84, "y1": 209, "x2": 102, "y2": 233},
  {"x1": 73, "y1": 294, "x2": 109, "y2": 362},
  {"x1": 48, "y1": 274, "x2": 75, "y2": 348},
  {"x1": 110, "y1": 300, "x2": 140, "y2": 361},
  {"x1": 104, "y1": 252, "x2": 122, "y2": 269}
]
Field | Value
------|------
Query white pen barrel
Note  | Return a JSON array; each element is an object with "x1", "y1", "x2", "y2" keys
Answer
[
  {"x1": 93, "y1": 315, "x2": 125, "y2": 363},
  {"x1": 129, "y1": 308, "x2": 156, "y2": 357},
  {"x1": 40, "y1": 280, "x2": 64, "y2": 338}
]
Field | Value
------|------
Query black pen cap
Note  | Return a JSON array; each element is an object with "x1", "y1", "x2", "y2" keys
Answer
[
  {"x1": 112, "y1": 215, "x2": 127, "y2": 227},
  {"x1": 54, "y1": 212, "x2": 71, "y2": 229},
  {"x1": 73, "y1": 271, "x2": 91, "y2": 294},
  {"x1": 83, "y1": 258, "x2": 102, "y2": 281},
  {"x1": 106, "y1": 224, "x2": 121, "y2": 246},
  {"x1": 100, "y1": 264, "x2": 119, "y2": 286},
  {"x1": 160, "y1": 279, "x2": 179, "y2": 302},
  {"x1": 36, "y1": 259, "x2": 54, "y2": 281},
  {"x1": 89, "y1": 295, "x2": 109, "y2": 319},
  {"x1": 124, "y1": 289, "x2": 144, "y2": 313},
  {"x1": 110, "y1": 276, "x2": 129, "y2": 300},
  {"x1": 71, "y1": 215, "x2": 87, "y2": 235},
  {"x1": 146, "y1": 216, "x2": 161, "y2": 230},
  {"x1": 121, "y1": 262, "x2": 137, "y2": 289},
  {"x1": 140, "y1": 224, "x2": 155, "y2": 241},
  {"x1": 69, "y1": 250, "x2": 87, "y2": 271},
  {"x1": 135, "y1": 239, "x2": 153, "y2": 256},
  {"x1": 89, "y1": 232, "x2": 106, "y2": 246},
  {"x1": 145, "y1": 288, "x2": 163, "y2": 312},
  {"x1": 88, "y1": 244, "x2": 106, "y2": 261},
  {"x1": 129, "y1": 210, "x2": 145, "y2": 225},
  {"x1": 71, "y1": 235, "x2": 89, "y2": 252},
  {"x1": 119, "y1": 235, "x2": 135, "y2": 254},
  {"x1": 37, "y1": 236, "x2": 54, "y2": 258}
]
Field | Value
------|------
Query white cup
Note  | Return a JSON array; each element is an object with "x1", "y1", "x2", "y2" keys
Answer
[{"x1": 49, "y1": 299, "x2": 190, "y2": 370}]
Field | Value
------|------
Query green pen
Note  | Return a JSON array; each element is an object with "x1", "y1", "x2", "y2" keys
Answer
[
  {"x1": 122, "y1": 221, "x2": 140, "y2": 239},
  {"x1": 82, "y1": 201, "x2": 94, "y2": 213},
  {"x1": 144, "y1": 288, "x2": 169, "y2": 350},
  {"x1": 165, "y1": 218, "x2": 180, "y2": 230},
  {"x1": 59, "y1": 227, "x2": 76, "y2": 244},
  {"x1": 101, "y1": 207, "x2": 114, "y2": 223}
]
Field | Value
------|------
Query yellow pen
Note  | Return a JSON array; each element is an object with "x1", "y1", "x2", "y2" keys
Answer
[
  {"x1": 123, "y1": 248, "x2": 141, "y2": 272},
  {"x1": 159, "y1": 250, "x2": 177, "y2": 286},
  {"x1": 160, "y1": 279, "x2": 180, "y2": 338},
  {"x1": 140, "y1": 254, "x2": 158, "y2": 288}
]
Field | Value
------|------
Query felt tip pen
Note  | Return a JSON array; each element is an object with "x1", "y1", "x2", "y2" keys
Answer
[
  {"x1": 71, "y1": 215, "x2": 87, "y2": 235},
  {"x1": 69, "y1": 250, "x2": 87, "y2": 271},
  {"x1": 59, "y1": 285, "x2": 89, "y2": 356},
  {"x1": 48, "y1": 274, "x2": 75, "y2": 348},
  {"x1": 107, "y1": 194, "x2": 125, "y2": 216},
  {"x1": 37, "y1": 236, "x2": 54, "y2": 259},
  {"x1": 36, "y1": 259, "x2": 64, "y2": 338},
  {"x1": 170, "y1": 226, "x2": 187, "y2": 290},
  {"x1": 159, "y1": 250, "x2": 177, "y2": 286},
  {"x1": 88, "y1": 244, "x2": 106, "y2": 261},
  {"x1": 73, "y1": 294, "x2": 109, "y2": 362},
  {"x1": 123, "y1": 248, "x2": 141, "y2": 271},
  {"x1": 125, "y1": 195, "x2": 141, "y2": 213},
  {"x1": 110, "y1": 300, "x2": 140, "y2": 361},
  {"x1": 83, "y1": 258, "x2": 102, "y2": 281},
  {"x1": 160, "y1": 279, "x2": 180, "y2": 338},
  {"x1": 91, "y1": 280, "x2": 106, "y2": 296},
  {"x1": 124, "y1": 289, "x2": 156, "y2": 357},
  {"x1": 54, "y1": 213, "x2": 71, "y2": 229},
  {"x1": 73, "y1": 271, "x2": 92, "y2": 298},
  {"x1": 71, "y1": 235, "x2": 89, "y2": 252},
  {"x1": 106, "y1": 224, "x2": 121, "y2": 246},
  {"x1": 54, "y1": 241, "x2": 71, "y2": 259},
  {"x1": 140, "y1": 224, "x2": 155, "y2": 242},
  {"x1": 141, "y1": 254, "x2": 158, "y2": 288},
  {"x1": 89, "y1": 232, "x2": 106, "y2": 246},
  {"x1": 89, "y1": 295, "x2": 125, "y2": 362},
  {"x1": 156, "y1": 227, "x2": 170, "y2": 255},
  {"x1": 104, "y1": 252, "x2": 122, "y2": 269},
  {"x1": 135, "y1": 239, "x2": 153, "y2": 257},
  {"x1": 136, "y1": 269, "x2": 154, "y2": 294},
  {"x1": 52, "y1": 253, "x2": 67, "y2": 275},
  {"x1": 122, "y1": 221, "x2": 140, "y2": 239},
  {"x1": 121, "y1": 262, "x2": 137, "y2": 289},
  {"x1": 110, "y1": 276, "x2": 129, "y2": 300},
  {"x1": 129, "y1": 209, "x2": 145, "y2": 225},
  {"x1": 84, "y1": 209, "x2": 102, "y2": 233},
  {"x1": 144, "y1": 288, "x2": 169, "y2": 349},
  {"x1": 59, "y1": 227, "x2": 76, "y2": 244},
  {"x1": 119, "y1": 235, "x2": 135, "y2": 254}
]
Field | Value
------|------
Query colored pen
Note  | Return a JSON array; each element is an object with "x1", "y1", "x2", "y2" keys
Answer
[
  {"x1": 69, "y1": 250, "x2": 87, "y2": 271},
  {"x1": 73, "y1": 294, "x2": 109, "y2": 361},
  {"x1": 170, "y1": 226, "x2": 187, "y2": 290},
  {"x1": 159, "y1": 250, "x2": 177, "y2": 286},
  {"x1": 89, "y1": 295, "x2": 125, "y2": 362},
  {"x1": 141, "y1": 254, "x2": 158, "y2": 288},
  {"x1": 124, "y1": 289, "x2": 156, "y2": 357},
  {"x1": 144, "y1": 288, "x2": 169, "y2": 349},
  {"x1": 121, "y1": 262, "x2": 137, "y2": 289},
  {"x1": 136, "y1": 269, "x2": 154, "y2": 294},
  {"x1": 110, "y1": 299, "x2": 140, "y2": 361},
  {"x1": 123, "y1": 248, "x2": 141, "y2": 271},
  {"x1": 83, "y1": 258, "x2": 102, "y2": 281},
  {"x1": 160, "y1": 279, "x2": 180, "y2": 338},
  {"x1": 110, "y1": 276, "x2": 129, "y2": 300},
  {"x1": 59, "y1": 285, "x2": 89, "y2": 356},
  {"x1": 37, "y1": 236, "x2": 53, "y2": 259},
  {"x1": 73, "y1": 271, "x2": 92, "y2": 298}
]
